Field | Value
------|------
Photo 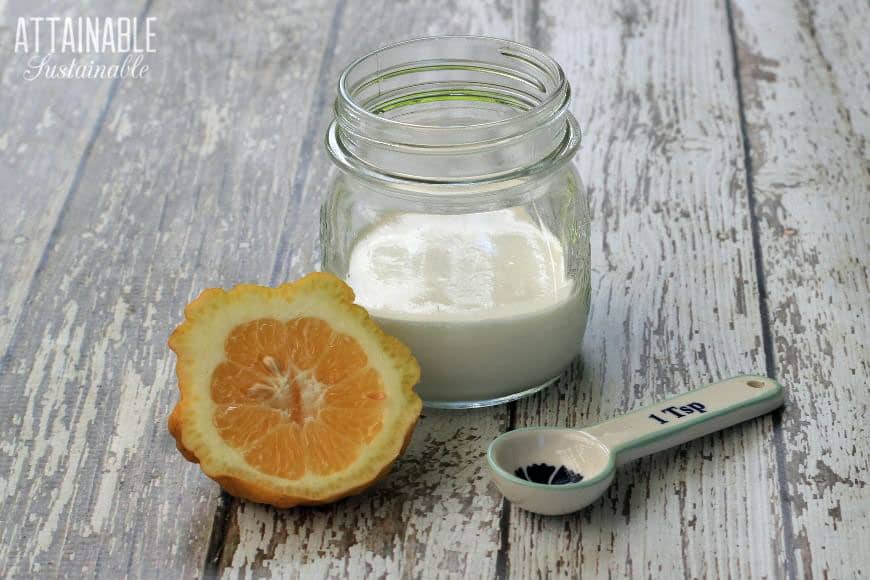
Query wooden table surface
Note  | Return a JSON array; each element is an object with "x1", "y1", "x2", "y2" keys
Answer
[{"x1": 2, "y1": 0, "x2": 868, "y2": 578}]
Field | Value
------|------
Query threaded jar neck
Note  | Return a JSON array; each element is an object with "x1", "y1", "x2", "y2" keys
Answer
[{"x1": 327, "y1": 36, "x2": 580, "y2": 187}]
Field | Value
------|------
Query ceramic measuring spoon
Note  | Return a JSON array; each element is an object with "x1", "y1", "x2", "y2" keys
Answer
[{"x1": 487, "y1": 375, "x2": 784, "y2": 515}]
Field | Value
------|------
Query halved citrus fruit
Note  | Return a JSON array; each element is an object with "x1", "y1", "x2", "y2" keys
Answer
[{"x1": 167, "y1": 273, "x2": 421, "y2": 507}]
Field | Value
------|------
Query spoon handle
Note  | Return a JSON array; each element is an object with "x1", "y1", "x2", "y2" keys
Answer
[{"x1": 583, "y1": 375, "x2": 784, "y2": 466}]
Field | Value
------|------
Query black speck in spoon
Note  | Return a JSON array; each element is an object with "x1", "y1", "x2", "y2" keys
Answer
[{"x1": 515, "y1": 463, "x2": 584, "y2": 485}]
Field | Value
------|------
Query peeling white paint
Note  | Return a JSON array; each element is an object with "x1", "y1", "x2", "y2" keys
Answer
[
  {"x1": 110, "y1": 107, "x2": 133, "y2": 142},
  {"x1": 199, "y1": 101, "x2": 229, "y2": 157}
]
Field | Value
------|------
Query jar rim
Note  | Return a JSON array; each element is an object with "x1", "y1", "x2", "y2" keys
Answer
[
  {"x1": 327, "y1": 35, "x2": 581, "y2": 194},
  {"x1": 336, "y1": 35, "x2": 569, "y2": 134}
]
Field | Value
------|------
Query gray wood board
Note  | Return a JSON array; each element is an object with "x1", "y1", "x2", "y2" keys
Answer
[
  {"x1": 0, "y1": 0, "x2": 146, "y2": 366},
  {"x1": 507, "y1": 0, "x2": 787, "y2": 577},
  {"x1": 0, "y1": 0, "x2": 341, "y2": 576},
  {"x1": 733, "y1": 0, "x2": 870, "y2": 575},
  {"x1": 1, "y1": 0, "x2": 867, "y2": 577}
]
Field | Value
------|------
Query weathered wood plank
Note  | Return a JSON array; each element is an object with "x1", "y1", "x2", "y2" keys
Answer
[
  {"x1": 732, "y1": 0, "x2": 869, "y2": 575},
  {"x1": 0, "y1": 0, "x2": 145, "y2": 362},
  {"x1": 801, "y1": 0, "x2": 869, "y2": 156},
  {"x1": 2, "y1": 0, "x2": 866, "y2": 577},
  {"x1": 216, "y1": 2, "x2": 522, "y2": 577},
  {"x1": 506, "y1": 1, "x2": 787, "y2": 577},
  {"x1": 0, "y1": 1, "x2": 339, "y2": 577}
]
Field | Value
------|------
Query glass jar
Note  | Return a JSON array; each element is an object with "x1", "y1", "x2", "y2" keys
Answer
[{"x1": 321, "y1": 36, "x2": 590, "y2": 409}]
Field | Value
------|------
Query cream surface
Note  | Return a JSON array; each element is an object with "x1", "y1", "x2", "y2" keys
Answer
[{"x1": 346, "y1": 209, "x2": 587, "y2": 404}]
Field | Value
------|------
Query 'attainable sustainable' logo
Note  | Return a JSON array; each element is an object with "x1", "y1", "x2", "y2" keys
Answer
[{"x1": 14, "y1": 17, "x2": 157, "y2": 81}]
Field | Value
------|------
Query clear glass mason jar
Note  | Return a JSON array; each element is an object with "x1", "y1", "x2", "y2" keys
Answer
[{"x1": 321, "y1": 36, "x2": 590, "y2": 409}]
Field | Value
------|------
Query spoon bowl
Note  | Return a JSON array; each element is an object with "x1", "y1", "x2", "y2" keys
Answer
[{"x1": 488, "y1": 428, "x2": 615, "y2": 515}]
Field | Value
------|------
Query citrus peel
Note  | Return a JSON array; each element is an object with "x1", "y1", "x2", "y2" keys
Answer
[{"x1": 168, "y1": 273, "x2": 421, "y2": 507}]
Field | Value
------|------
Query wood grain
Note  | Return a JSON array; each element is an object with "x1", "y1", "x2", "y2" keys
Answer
[
  {"x1": 0, "y1": 1, "x2": 339, "y2": 576},
  {"x1": 0, "y1": 0, "x2": 867, "y2": 577},
  {"x1": 0, "y1": 0, "x2": 145, "y2": 362},
  {"x1": 214, "y1": 1, "x2": 521, "y2": 577},
  {"x1": 732, "y1": 0, "x2": 870, "y2": 575},
  {"x1": 506, "y1": 1, "x2": 787, "y2": 577}
]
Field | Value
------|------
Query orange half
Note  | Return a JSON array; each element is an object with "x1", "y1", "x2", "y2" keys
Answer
[{"x1": 168, "y1": 273, "x2": 421, "y2": 507}]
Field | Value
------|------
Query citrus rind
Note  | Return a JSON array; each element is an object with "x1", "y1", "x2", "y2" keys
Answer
[{"x1": 168, "y1": 273, "x2": 422, "y2": 507}]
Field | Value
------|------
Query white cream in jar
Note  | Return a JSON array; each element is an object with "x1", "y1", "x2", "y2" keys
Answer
[
  {"x1": 322, "y1": 36, "x2": 590, "y2": 407},
  {"x1": 346, "y1": 208, "x2": 588, "y2": 406}
]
